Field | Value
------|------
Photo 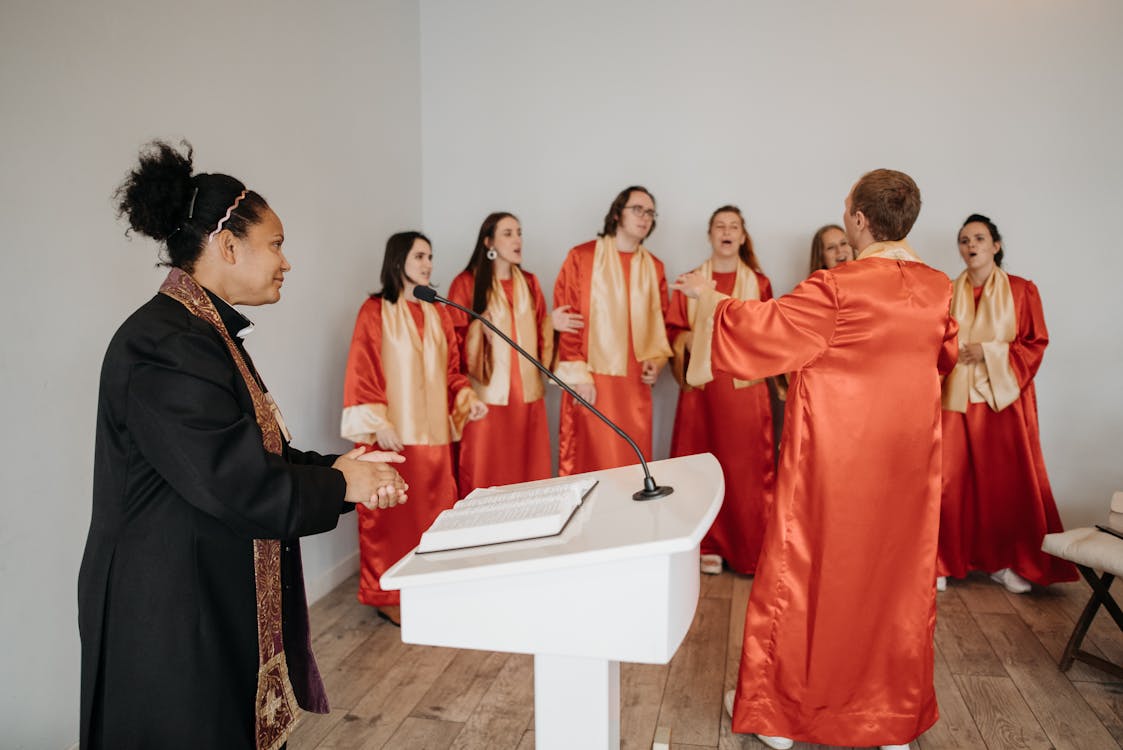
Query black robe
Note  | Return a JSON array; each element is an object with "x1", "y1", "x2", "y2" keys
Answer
[{"x1": 78, "y1": 291, "x2": 349, "y2": 749}]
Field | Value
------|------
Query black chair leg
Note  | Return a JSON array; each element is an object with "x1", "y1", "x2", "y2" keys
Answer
[{"x1": 1059, "y1": 567, "x2": 1123, "y2": 679}]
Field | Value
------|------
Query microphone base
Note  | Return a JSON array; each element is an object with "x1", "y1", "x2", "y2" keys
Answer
[{"x1": 633, "y1": 485, "x2": 674, "y2": 502}]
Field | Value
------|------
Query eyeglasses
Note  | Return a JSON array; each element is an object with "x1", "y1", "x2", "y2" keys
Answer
[{"x1": 623, "y1": 205, "x2": 657, "y2": 220}]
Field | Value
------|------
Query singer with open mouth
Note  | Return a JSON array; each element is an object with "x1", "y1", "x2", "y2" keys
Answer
[
  {"x1": 447, "y1": 212, "x2": 584, "y2": 496},
  {"x1": 937, "y1": 213, "x2": 1076, "y2": 594}
]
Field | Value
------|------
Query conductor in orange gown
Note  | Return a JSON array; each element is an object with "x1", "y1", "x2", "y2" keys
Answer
[
  {"x1": 553, "y1": 186, "x2": 672, "y2": 475},
  {"x1": 674, "y1": 169, "x2": 958, "y2": 750}
]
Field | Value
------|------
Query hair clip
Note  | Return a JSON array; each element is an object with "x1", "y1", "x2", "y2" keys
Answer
[{"x1": 186, "y1": 186, "x2": 199, "y2": 220}]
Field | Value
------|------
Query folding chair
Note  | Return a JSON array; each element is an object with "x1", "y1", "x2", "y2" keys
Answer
[{"x1": 1041, "y1": 491, "x2": 1123, "y2": 679}]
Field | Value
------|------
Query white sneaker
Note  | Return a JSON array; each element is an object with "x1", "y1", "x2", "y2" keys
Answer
[
  {"x1": 701, "y1": 554, "x2": 723, "y2": 575},
  {"x1": 991, "y1": 568, "x2": 1031, "y2": 594},
  {"x1": 936, "y1": 576, "x2": 947, "y2": 592},
  {"x1": 723, "y1": 689, "x2": 794, "y2": 749}
]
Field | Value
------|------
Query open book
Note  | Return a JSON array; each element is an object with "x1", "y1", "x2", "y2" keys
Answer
[{"x1": 416, "y1": 477, "x2": 599, "y2": 553}]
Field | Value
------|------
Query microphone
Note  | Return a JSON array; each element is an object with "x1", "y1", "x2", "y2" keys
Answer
[{"x1": 413, "y1": 284, "x2": 673, "y2": 501}]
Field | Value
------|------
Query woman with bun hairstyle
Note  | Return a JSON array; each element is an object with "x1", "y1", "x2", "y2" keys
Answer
[
  {"x1": 79, "y1": 140, "x2": 408, "y2": 750},
  {"x1": 807, "y1": 223, "x2": 854, "y2": 274},
  {"x1": 342, "y1": 231, "x2": 487, "y2": 623},
  {"x1": 666, "y1": 205, "x2": 777, "y2": 575},
  {"x1": 447, "y1": 212, "x2": 579, "y2": 495},
  {"x1": 938, "y1": 213, "x2": 1077, "y2": 593}
]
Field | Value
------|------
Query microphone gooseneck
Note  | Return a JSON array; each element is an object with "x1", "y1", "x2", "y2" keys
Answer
[{"x1": 413, "y1": 285, "x2": 673, "y2": 501}]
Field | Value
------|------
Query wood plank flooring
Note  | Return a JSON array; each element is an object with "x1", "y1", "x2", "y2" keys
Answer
[{"x1": 291, "y1": 571, "x2": 1122, "y2": 750}]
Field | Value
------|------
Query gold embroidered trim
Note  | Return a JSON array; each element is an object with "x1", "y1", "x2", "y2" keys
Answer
[{"x1": 159, "y1": 268, "x2": 301, "y2": 750}]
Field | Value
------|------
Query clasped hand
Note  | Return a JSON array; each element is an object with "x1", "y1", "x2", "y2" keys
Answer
[
  {"x1": 334, "y1": 447, "x2": 409, "y2": 510},
  {"x1": 959, "y1": 343, "x2": 984, "y2": 365}
]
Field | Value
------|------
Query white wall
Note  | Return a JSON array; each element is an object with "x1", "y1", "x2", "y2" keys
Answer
[
  {"x1": 0, "y1": 1, "x2": 420, "y2": 747},
  {"x1": 3, "y1": 1, "x2": 1122, "y2": 746},
  {"x1": 419, "y1": 0, "x2": 1123, "y2": 523}
]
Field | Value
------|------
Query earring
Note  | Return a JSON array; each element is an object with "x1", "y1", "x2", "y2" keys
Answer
[{"x1": 486, "y1": 249, "x2": 498, "y2": 260}]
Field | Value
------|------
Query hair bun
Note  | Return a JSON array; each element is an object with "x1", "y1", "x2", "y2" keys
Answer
[{"x1": 115, "y1": 140, "x2": 195, "y2": 241}]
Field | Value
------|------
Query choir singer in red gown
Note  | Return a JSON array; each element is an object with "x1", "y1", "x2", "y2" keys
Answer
[
  {"x1": 553, "y1": 186, "x2": 672, "y2": 475},
  {"x1": 666, "y1": 205, "x2": 776, "y2": 576},
  {"x1": 342, "y1": 232, "x2": 487, "y2": 624},
  {"x1": 674, "y1": 170, "x2": 958, "y2": 750},
  {"x1": 937, "y1": 213, "x2": 1076, "y2": 593},
  {"x1": 448, "y1": 212, "x2": 570, "y2": 495}
]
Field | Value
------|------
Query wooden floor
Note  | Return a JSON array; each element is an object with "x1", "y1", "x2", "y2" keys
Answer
[{"x1": 290, "y1": 570, "x2": 1123, "y2": 750}]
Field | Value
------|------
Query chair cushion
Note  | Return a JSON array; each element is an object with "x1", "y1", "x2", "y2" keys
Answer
[{"x1": 1043, "y1": 522, "x2": 1123, "y2": 577}]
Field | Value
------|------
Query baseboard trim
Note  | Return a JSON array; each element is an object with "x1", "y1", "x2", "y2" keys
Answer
[{"x1": 305, "y1": 550, "x2": 360, "y2": 605}]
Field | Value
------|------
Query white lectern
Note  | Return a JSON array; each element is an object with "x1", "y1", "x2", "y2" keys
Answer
[{"x1": 380, "y1": 453, "x2": 724, "y2": 750}]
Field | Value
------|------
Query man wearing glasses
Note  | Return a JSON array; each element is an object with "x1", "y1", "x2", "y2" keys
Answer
[{"x1": 552, "y1": 186, "x2": 672, "y2": 475}]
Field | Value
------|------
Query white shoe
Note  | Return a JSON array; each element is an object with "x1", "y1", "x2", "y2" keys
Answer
[
  {"x1": 936, "y1": 576, "x2": 947, "y2": 592},
  {"x1": 991, "y1": 568, "x2": 1031, "y2": 594},
  {"x1": 701, "y1": 554, "x2": 723, "y2": 575},
  {"x1": 881, "y1": 745, "x2": 910, "y2": 749},
  {"x1": 723, "y1": 689, "x2": 793, "y2": 749}
]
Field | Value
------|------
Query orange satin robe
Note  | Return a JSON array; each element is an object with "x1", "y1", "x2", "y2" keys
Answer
[
  {"x1": 938, "y1": 277, "x2": 1077, "y2": 585},
  {"x1": 553, "y1": 239, "x2": 669, "y2": 475},
  {"x1": 447, "y1": 270, "x2": 552, "y2": 495},
  {"x1": 715, "y1": 259, "x2": 958, "y2": 746},
  {"x1": 667, "y1": 270, "x2": 776, "y2": 574},
  {"x1": 342, "y1": 297, "x2": 469, "y2": 607}
]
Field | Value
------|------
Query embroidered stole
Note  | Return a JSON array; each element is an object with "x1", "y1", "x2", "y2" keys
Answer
[
  {"x1": 680, "y1": 260, "x2": 762, "y2": 390},
  {"x1": 587, "y1": 235, "x2": 672, "y2": 376},
  {"x1": 464, "y1": 266, "x2": 549, "y2": 404},
  {"x1": 941, "y1": 267, "x2": 1020, "y2": 412},
  {"x1": 159, "y1": 268, "x2": 304, "y2": 750},
  {"x1": 380, "y1": 297, "x2": 455, "y2": 444}
]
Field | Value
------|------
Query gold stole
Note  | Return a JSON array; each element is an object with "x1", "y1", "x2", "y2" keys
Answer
[
  {"x1": 941, "y1": 267, "x2": 1020, "y2": 413},
  {"x1": 464, "y1": 266, "x2": 549, "y2": 404},
  {"x1": 159, "y1": 268, "x2": 302, "y2": 750},
  {"x1": 380, "y1": 297, "x2": 463, "y2": 444},
  {"x1": 856, "y1": 239, "x2": 924, "y2": 262},
  {"x1": 679, "y1": 260, "x2": 762, "y2": 390},
  {"x1": 587, "y1": 235, "x2": 672, "y2": 376}
]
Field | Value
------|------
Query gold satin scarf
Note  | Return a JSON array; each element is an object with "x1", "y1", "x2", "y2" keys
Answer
[
  {"x1": 680, "y1": 259, "x2": 762, "y2": 390},
  {"x1": 941, "y1": 267, "x2": 1020, "y2": 413},
  {"x1": 380, "y1": 297, "x2": 455, "y2": 445},
  {"x1": 856, "y1": 239, "x2": 923, "y2": 262},
  {"x1": 587, "y1": 235, "x2": 671, "y2": 375},
  {"x1": 159, "y1": 268, "x2": 302, "y2": 750},
  {"x1": 464, "y1": 266, "x2": 549, "y2": 404}
]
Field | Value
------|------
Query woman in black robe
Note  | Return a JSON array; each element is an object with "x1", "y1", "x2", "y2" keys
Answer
[{"x1": 78, "y1": 140, "x2": 407, "y2": 750}]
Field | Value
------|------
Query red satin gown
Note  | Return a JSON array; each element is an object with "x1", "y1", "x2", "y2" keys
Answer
[
  {"x1": 447, "y1": 271, "x2": 552, "y2": 496},
  {"x1": 938, "y1": 277, "x2": 1077, "y2": 585},
  {"x1": 553, "y1": 240, "x2": 669, "y2": 475},
  {"x1": 342, "y1": 297, "x2": 468, "y2": 607},
  {"x1": 714, "y1": 259, "x2": 958, "y2": 746},
  {"x1": 667, "y1": 270, "x2": 776, "y2": 574}
]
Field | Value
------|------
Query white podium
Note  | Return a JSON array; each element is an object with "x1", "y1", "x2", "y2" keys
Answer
[{"x1": 380, "y1": 453, "x2": 724, "y2": 750}]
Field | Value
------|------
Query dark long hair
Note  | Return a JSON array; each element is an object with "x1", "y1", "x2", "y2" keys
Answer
[
  {"x1": 960, "y1": 213, "x2": 1004, "y2": 267},
  {"x1": 708, "y1": 205, "x2": 762, "y2": 273},
  {"x1": 114, "y1": 139, "x2": 268, "y2": 272},
  {"x1": 378, "y1": 230, "x2": 431, "y2": 303},
  {"x1": 600, "y1": 185, "x2": 656, "y2": 239},
  {"x1": 464, "y1": 212, "x2": 517, "y2": 315}
]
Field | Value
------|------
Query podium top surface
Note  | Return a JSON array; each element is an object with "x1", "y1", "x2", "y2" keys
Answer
[{"x1": 381, "y1": 453, "x2": 723, "y2": 590}]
